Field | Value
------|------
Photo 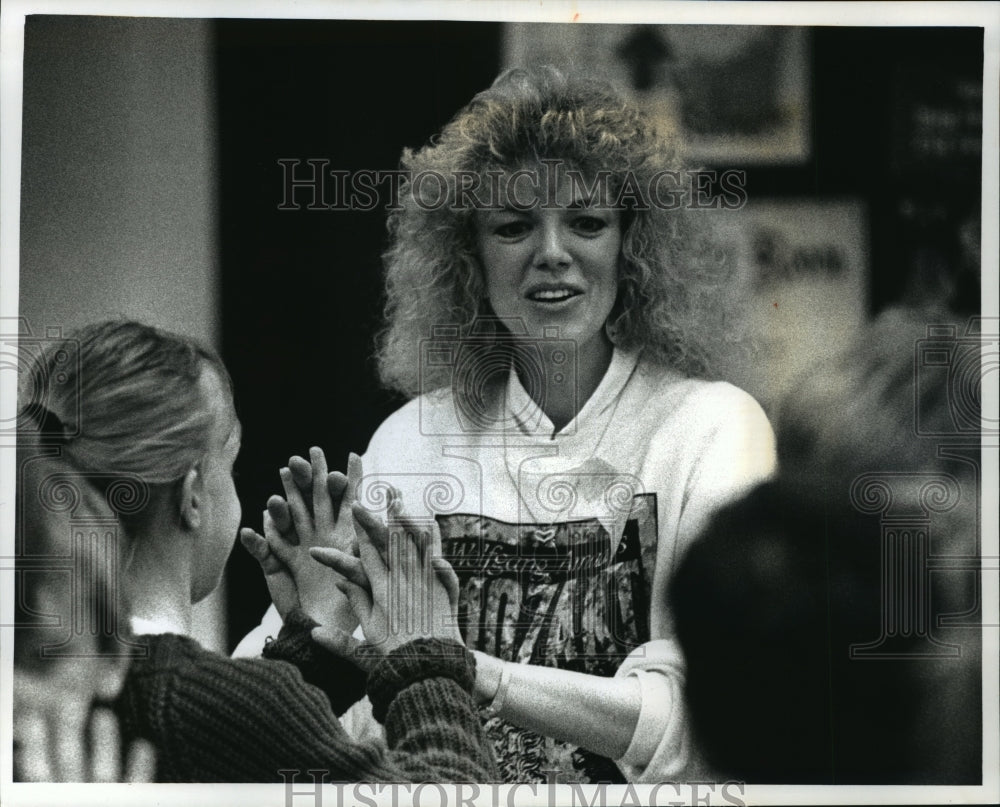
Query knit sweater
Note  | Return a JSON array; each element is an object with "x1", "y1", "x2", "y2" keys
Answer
[{"x1": 116, "y1": 610, "x2": 497, "y2": 782}]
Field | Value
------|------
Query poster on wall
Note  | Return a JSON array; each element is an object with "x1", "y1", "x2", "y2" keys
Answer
[
  {"x1": 707, "y1": 199, "x2": 869, "y2": 411},
  {"x1": 504, "y1": 23, "x2": 811, "y2": 165}
]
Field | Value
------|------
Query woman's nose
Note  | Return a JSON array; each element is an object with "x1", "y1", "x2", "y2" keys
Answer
[{"x1": 533, "y1": 223, "x2": 572, "y2": 270}]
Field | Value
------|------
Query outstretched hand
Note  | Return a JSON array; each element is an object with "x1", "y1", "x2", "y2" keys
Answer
[
  {"x1": 310, "y1": 489, "x2": 462, "y2": 660},
  {"x1": 240, "y1": 449, "x2": 362, "y2": 631}
]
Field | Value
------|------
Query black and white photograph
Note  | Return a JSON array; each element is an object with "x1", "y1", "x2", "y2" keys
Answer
[{"x1": 1, "y1": 2, "x2": 997, "y2": 805}]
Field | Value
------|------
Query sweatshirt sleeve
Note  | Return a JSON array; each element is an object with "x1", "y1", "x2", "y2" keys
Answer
[
  {"x1": 615, "y1": 385, "x2": 777, "y2": 782},
  {"x1": 674, "y1": 385, "x2": 778, "y2": 566},
  {"x1": 612, "y1": 639, "x2": 690, "y2": 782}
]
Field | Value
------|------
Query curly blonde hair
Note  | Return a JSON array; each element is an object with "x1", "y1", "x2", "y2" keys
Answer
[{"x1": 378, "y1": 66, "x2": 736, "y2": 397}]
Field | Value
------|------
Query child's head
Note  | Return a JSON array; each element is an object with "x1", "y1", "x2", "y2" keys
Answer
[
  {"x1": 671, "y1": 311, "x2": 981, "y2": 783},
  {"x1": 23, "y1": 319, "x2": 241, "y2": 602}
]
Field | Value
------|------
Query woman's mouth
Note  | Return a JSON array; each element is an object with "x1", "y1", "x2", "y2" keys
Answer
[{"x1": 526, "y1": 288, "x2": 581, "y2": 303}]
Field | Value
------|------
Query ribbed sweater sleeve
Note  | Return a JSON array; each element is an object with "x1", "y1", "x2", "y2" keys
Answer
[
  {"x1": 118, "y1": 633, "x2": 497, "y2": 782},
  {"x1": 262, "y1": 607, "x2": 367, "y2": 716},
  {"x1": 368, "y1": 638, "x2": 498, "y2": 782}
]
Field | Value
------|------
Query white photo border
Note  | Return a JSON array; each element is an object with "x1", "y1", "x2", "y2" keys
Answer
[{"x1": 2, "y1": 2, "x2": 997, "y2": 806}]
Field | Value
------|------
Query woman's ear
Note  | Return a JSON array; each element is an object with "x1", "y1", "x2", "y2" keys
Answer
[{"x1": 179, "y1": 464, "x2": 202, "y2": 530}]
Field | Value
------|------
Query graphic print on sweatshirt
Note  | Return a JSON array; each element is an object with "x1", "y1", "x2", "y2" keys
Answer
[{"x1": 436, "y1": 492, "x2": 658, "y2": 784}]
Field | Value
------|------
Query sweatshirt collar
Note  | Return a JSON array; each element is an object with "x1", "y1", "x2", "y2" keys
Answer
[{"x1": 504, "y1": 347, "x2": 642, "y2": 436}]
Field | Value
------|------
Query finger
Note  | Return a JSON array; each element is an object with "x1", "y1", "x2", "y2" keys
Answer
[
  {"x1": 392, "y1": 520, "x2": 424, "y2": 632},
  {"x1": 262, "y1": 511, "x2": 298, "y2": 568},
  {"x1": 53, "y1": 705, "x2": 87, "y2": 782},
  {"x1": 431, "y1": 557, "x2": 462, "y2": 609},
  {"x1": 309, "y1": 547, "x2": 370, "y2": 589},
  {"x1": 351, "y1": 502, "x2": 391, "y2": 608},
  {"x1": 15, "y1": 710, "x2": 52, "y2": 781},
  {"x1": 95, "y1": 660, "x2": 127, "y2": 702},
  {"x1": 333, "y1": 576, "x2": 373, "y2": 625},
  {"x1": 280, "y1": 466, "x2": 314, "y2": 545},
  {"x1": 246, "y1": 524, "x2": 295, "y2": 582},
  {"x1": 384, "y1": 485, "x2": 419, "y2": 556},
  {"x1": 251, "y1": 518, "x2": 301, "y2": 615},
  {"x1": 266, "y1": 495, "x2": 295, "y2": 543},
  {"x1": 90, "y1": 707, "x2": 120, "y2": 782},
  {"x1": 345, "y1": 453, "x2": 363, "y2": 505},
  {"x1": 124, "y1": 739, "x2": 157, "y2": 783},
  {"x1": 387, "y1": 484, "x2": 404, "y2": 519},
  {"x1": 288, "y1": 454, "x2": 314, "y2": 508},
  {"x1": 384, "y1": 492, "x2": 422, "y2": 568},
  {"x1": 351, "y1": 501, "x2": 389, "y2": 560},
  {"x1": 240, "y1": 528, "x2": 275, "y2": 566},
  {"x1": 421, "y1": 517, "x2": 445, "y2": 566},
  {"x1": 327, "y1": 471, "x2": 348, "y2": 516},
  {"x1": 310, "y1": 447, "x2": 335, "y2": 536},
  {"x1": 398, "y1": 519, "x2": 423, "y2": 573},
  {"x1": 337, "y1": 453, "x2": 363, "y2": 523}
]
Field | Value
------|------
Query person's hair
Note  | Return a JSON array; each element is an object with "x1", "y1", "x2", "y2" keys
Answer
[
  {"x1": 20, "y1": 319, "x2": 233, "y2": 511},
  {"x1": 377, "y1": 65, "x2": 735, "y2": 397},
  {"x1": 774, "y1": 307, "x2": 966, "y2": 481},
  {"x1": 671, "y1": 309, "x2": 981, "y2": 784},
  {"x1": 14, "y1": 452, "x2": 121, "y2": 669}
]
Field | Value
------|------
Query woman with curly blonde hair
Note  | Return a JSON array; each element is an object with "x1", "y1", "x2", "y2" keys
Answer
[
  {"x1": 378, "y1": 66, "x2": 736, "y2": 398},
  {"x1": 246, "y1": 65, "x2": 776, "y2": 783}
]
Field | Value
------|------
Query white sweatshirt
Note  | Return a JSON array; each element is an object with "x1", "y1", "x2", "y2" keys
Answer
[{"x1": 235, "y1": 348, "x2": 776, "y2": 782}]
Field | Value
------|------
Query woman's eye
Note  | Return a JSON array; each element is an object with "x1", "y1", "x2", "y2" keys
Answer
[
  {"x1": 494, "y1": 221, "x2": 531, "y2": 239},
  {"x1": 572, "y1": 216, "x2": 606, "y2": 234}
]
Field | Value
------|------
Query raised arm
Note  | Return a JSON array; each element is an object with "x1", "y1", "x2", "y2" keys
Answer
[{"x1": 311, "y1": 493, "x2": 498, "y2": 781}]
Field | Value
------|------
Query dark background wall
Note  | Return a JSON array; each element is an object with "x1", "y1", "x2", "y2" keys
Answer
[{"x1": 215, "y1": 21, "x2": 505, "y2": 644}]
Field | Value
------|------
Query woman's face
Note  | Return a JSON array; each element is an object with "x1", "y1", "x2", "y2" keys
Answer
[
  {"x1": 190, "y1": 365, "x2": 242, "y2": 604},
  {"x1": 475, "y1": 165, "x2": 622, "y2": 368}
]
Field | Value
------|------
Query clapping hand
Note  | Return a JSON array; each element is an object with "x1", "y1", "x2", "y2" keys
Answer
[
  {"x1": 240, "y1": 449, "x2": 361, "y2": 632},
  {"x1": 309, "y1": 489, "x2": 462, "y2": 660}
]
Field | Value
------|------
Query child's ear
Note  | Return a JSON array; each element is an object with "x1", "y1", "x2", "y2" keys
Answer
[{"x1": 179, "y1": 465, "x2": 203, "y2": 530}]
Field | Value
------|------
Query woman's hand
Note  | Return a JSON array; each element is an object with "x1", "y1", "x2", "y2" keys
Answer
[
  {"x1": 241, "y1": 449, "x2": 362, "y2": 631},
  {"x1": 310, "y1": 491, "x2": 462, "y2": 658}
]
